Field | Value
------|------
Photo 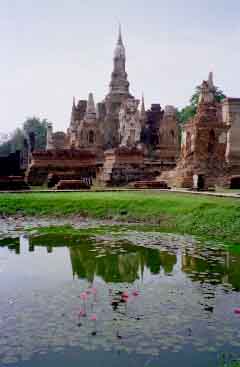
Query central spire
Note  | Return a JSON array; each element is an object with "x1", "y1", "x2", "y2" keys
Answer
[
  {"x1": 109, "y1": 25, "x2": 130, "y2": 96},
  {"x1": 117, "y1": 23, "x2": 123, "y2": 45},
  {"x1": 114, "y1": 24, "x2": 125, "y2": 59}
]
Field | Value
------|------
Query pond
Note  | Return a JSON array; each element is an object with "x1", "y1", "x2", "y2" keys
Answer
[{"x1": 1, "y1": 223, "x2": 240, "y2": 367}]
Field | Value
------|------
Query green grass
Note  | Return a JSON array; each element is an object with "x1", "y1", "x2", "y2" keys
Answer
[
  {"x1": 0, "y1": 191, "x2": 240, "y2": 244},
  {"x1": 218, "y1": 357, "x2": 240, "y2": 367}
]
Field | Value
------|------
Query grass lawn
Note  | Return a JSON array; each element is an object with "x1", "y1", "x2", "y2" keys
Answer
[{"x1": 0, "y1": 191, "x2": 240, "y2": 244}]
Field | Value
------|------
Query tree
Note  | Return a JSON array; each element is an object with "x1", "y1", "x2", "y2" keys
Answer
[
  {"x1": 23, "y1": 117, "x2": 48, "y2": 150},
  {"x1": 0, "y1": 140, "x2": 12, "y2": 156},
  {"x1": 0, "y1": 128, "x2": 25, "y2": 156},
  {"x1": 177, "y1": 105, "x2": 196, "y2": 125},
  {"x1": 190, "y1": 85, "x2": 226, "y2": 109},
  {"x1": 11, "y1": 128, "x2": 25, "y2": 151},
  {"x1": 0, "y1": 117, "x2": 48, "y2": 156},
  {"x1": 178, "y1": 85, "x2": 226, "y2": 125}
]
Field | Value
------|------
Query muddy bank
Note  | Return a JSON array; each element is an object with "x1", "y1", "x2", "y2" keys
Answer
[
  {"x1": 0, "y1": 215, "x2": 128, "y2": 237},
  {"x1": 0, "y1": 214, "x2": 225, "y2": 254}
]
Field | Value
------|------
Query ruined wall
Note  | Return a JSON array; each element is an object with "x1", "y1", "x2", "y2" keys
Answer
[
  {"x1": 158, "y1": 105, "x2": 180, "y2": 162},
  {"x1": 100, "y1": 147, "x2": 146, "y2": 186},
  {"x1": 26, "y1": 149, "x2": 99, "y2": 185},
  {"x1": 173, "y1": 100, "x2": 228, "y2": 189},
  {"x1": 223, "y1": 98, "x2": 240, "y2": 164},
  {"x1": 141, "y1": 104, "x2": 164, "y2": 147},
  {"x1": 52, "y1": 132, "x2": 69, "y2": 150},
  {"x1": 165, "y1": 73, "x2": 230, "y2": 190},
  {"x1": 76, "y1": 121, "x2": 103, "y2": 149}
]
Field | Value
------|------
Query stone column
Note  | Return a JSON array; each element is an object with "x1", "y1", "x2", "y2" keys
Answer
[{"x1": 46, "y1": 123, "x2": 54, "y2": 150}]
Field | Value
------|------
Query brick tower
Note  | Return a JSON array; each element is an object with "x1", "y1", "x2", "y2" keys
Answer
[{"x1": 174, "y1": 73, "x2": 228, "y2": 189}]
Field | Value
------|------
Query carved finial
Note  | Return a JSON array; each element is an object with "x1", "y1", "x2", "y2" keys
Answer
[
  {"x1": 141, "y1": 93, "x2": 145, "y2": 114},
  {"x1": 72, "y1": 96, "x2": 76, "y2": 111},
  {"x1": 199, "y1": 80, "x2": 215, "y2": 105},
  {"x1": 118, "y1": 23, "x2": 123, "y2": 45},
  {"x1": 85, "y1": 93, "x2": 96, "y2": 121},
  {"x1": 87, "y1": 93, "x2": 95, "y2": 113},
  {"x1": 208, "y1": 71, "x2": 214, "y2": 90}
]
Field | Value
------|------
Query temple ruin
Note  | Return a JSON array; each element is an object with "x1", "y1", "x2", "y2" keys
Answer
[
  {"x1": 26, "y1": 26, "x2": 180, "y2": 188},
  {"x1": 26, "y1": 27, "x2": 240, "y2": 190},
  {"x1": 160, "y1": 73, "x2": 240, "y2": 190}
]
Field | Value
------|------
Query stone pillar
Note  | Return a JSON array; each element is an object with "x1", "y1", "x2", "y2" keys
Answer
[
  {"x1": 193, "y1": 174, "x2": 198, "y2": 190},
  {"x1": 46, "y1": 123, "x2": 54, "y2": 150}
]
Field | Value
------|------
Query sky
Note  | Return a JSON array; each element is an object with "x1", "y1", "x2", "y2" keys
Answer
[{"x1": 1, "y1": 0, "x2": 240, "y2": 134}]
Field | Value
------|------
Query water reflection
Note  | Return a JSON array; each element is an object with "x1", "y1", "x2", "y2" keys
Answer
[
  {"x1": 1, "y1": 234, "x2": 240, "y2": 291},
  {"x1": 182, "y1": 247, "x2": 240, "y2": 291},
  {"x1": 1, "y1": 232, "x2": 240, "y2": 366},
  {"x1": 69, "y1": 245, "x2": 177, "y2": 283}
]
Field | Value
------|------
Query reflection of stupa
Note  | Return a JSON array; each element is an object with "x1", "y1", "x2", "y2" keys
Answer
[
  {"x1": 69, "y1": 243, "x2": 177, "y2": 283},
  {"x1": 69, "y1": 246, "x2": 142, "y2": 283}
]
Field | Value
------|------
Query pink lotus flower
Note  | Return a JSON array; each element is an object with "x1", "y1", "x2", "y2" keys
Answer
[
  {"x1": 90, "y1": 314, "x2": 97, "y2": 321},
  {"x1": 121, "y1": 292, "x2": 131, "y2": 303},
  {"x1": 78, "y1": 309, "x2": 86, "y2": 318},
  {"x1": 80, "y1": 292, "x2": 88, "y2": 300},
  {"x1": 132, "y1": 291, "x2": 139, "y2": 297},
  {"x1": 234, "y1": 308, "x2": 240, "y2": 314}
]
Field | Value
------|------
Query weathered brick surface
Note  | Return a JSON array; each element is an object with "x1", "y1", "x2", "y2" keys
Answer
[
  {"x1": 129, "y1": 180, "x2": 169, "y2": 189},
  {"x1": 100, "y1": 147, "x2": 146, "y2": 186},
  {"x1": 54, "y1": 180, "x2": 91, "y2": 190},
  {"x1": 26, "y1": 149, "x2": 99, "y2": 186},
  {"x1": 169, "y1": 100, "x2": 229, "y2": 189}
]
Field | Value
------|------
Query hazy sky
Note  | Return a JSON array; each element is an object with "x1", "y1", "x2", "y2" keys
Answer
[{"x1": 1, "y1": 0, "x2": 240, "y2": 133}]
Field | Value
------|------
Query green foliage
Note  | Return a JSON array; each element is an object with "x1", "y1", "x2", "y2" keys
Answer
[
  {"x1": 178, "y1": 85, "x2": 226, "y2": 125},
  {"x1": 23, "y1": 117, "x2": 48, "y2": 150},
  {"x1": 0, "y1": 128, "x2": 25, "y2": 156},
  {"x1": 0, "y1": 117, "x2": 48, "y2": 156},
  {"x1": 190, "y1": 85, "x2": 226, "y2": 108},
  {"x1": 0, "y1": 191, "x2": 240, "y2": 244},
  {"x1": 177, "y1": 105, "x2": 196, "y2": 125},
  {"x1": 0, "y1": 140, "x2": 12, "y2": 156},
  {"x1": 218, "y1": 353, "x2": 240, "y2": 367},
  {"x1": 12, "y1": 128, "x2": 25, "y2": 151}
]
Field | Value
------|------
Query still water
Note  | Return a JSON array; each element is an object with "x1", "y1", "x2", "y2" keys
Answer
[{"x1": 1, "y1": 228, "x2": 240, "y2": 366}]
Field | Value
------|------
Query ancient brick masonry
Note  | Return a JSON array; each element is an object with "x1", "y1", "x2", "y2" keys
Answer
[
  {"x1": 27, "y1": 149, "x2": 99, "y2": 186},
  {"x1": 157, "y1": 106, "x2": 180, "y2": 162},
  {"x1": 141, "y1": 104, "x2": 164, "y2": 147},
  {"x1": 26, "y1": 26, "x2": 181, "y2": 188},
  {"x1": 54, "y1": 180, "x2": 91, "y2": 190},
  {"x1": 168, "y1": 74, "x2": 229, "y2": 189},
  {"x1": 100, "y1": 147, "x2": 146, "y2": 186},
  {"x1": 178, "y1": 106, "x2": 228, "y2": 188},
  {"x1": 222, "y1": 98, "x2": 240, "y2": 188}
]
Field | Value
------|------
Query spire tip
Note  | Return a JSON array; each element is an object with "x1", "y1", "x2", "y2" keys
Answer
[{"x1": 118, "y1": 23, "x2": 123, "y2": 45}]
